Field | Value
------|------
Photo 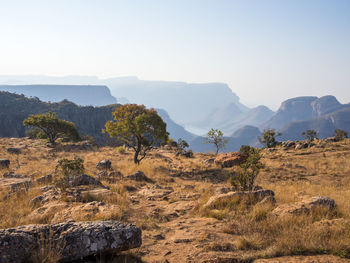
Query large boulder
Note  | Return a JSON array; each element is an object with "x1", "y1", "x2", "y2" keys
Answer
[
  {"x1": 0, "y1": 220, "x2": 142, "y2": 263},
  {"x1": 125, "y1": 171, "x2": 153, "y2": 183},
  {"x1": 204, "y1": 189, "x2": 275, "y2": 209},
  {"x1": 214, "y1": 152, "x2": 247, "y2": 168},
  {"x1": 272, "y1": 196, "x2": 335, "y2": 217},
  {"x1": 69, "y1": 174, "x2": 105, "y2": 188}
]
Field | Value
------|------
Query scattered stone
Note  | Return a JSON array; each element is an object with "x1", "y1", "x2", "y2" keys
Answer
[
  {"x1": 325, "y1": 137, "x2": 337, "y2": 143},
  {"x1": 35, "y1": 174, "x2": 53, "y2": 184},
  {"x1": 0, "y1": 220, "x2": 142, "y2": 263},
  {"x1": 98, "y1": 170, "x2": 123, "y2": 183},
  {"x1": 138, "y1": 187, "x2": 173, "y2": 200},
  {"x1": 215, "y1": 186, "x2": 233, "y2": 195},
  {"x1": 51, "y1": 201, "x2": 120, "y2": 222},
  {"x1": 272, "y1": 196, "x2": 335, "y2": 217},
  {"x1": 176, "y1": 150, "x2": 194, "y2": 158},
  {"x1": 204, "y1": 189, "x2": 275, "y2": 209},
  {"x1": 214, "y1": 152, "x2": 247, "y2": 168},
  {"x1": 29, "y1": 189, "x2": 59, "y2": 206},
  {"x1": 69, "y1": 174, "x2": 106, "y2": 188},
  {"x1": 125, "y1": 171, "x2": 153, "y2": 183},
  {"x1": 96, "y1": 159, "x2": 112, "y2": 170},
  {"x1": 281, "y1": 140, "x2": 296, "y2": 148},
  {"x1": 2, "y1": 172, "x2": 28, "y2": 179},
  {"x1": 0, "y1": 159, "x2": 10, "y2": 168},
  {"x1": 0, "y1": 177, "x2": 32, "y2": 193},
  {"x1": 7, "y1": 147, "x2": 22, "y2": 154}
]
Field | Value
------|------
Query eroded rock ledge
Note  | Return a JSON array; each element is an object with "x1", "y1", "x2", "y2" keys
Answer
[{"x1": 0, "y1": 220, "x2": 141, "y2": 263}]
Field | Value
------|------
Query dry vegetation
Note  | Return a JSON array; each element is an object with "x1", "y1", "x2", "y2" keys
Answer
[{"x1": 0, "y1": 137, "x2": 350, "y2": 262}]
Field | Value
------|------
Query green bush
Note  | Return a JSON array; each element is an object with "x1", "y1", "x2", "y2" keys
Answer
[
  {"x1": 54, "y1": 158, "x2": 84, "y2": 191},
  {"x1": 116, "y1": 146, "x2": 126, "y2": 154},
  {"x1": 229, "y1": 147, "x2": 262, "y2": 191}
]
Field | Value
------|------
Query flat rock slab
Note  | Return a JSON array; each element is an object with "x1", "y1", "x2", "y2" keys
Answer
[
  {"x1": 0, "y1": 177, "x2": 32, "y2": 192},
  {"x1": 0, "y1": 220, "x2": 141, "y2": 263},
  {"x1": 254, "y1": 255, "x2": 350, "y2": 263}
]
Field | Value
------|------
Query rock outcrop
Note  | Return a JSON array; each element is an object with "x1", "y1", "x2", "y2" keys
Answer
[
  {"x1": 204, "y1": 189, "x2": 275, "y2": 209},
  {"x1": 0, "y1": 159, "x2": 10, "y2": 168},
  {"x1": 96, "y1": 159, "x2": 112, "y2": 170},
  {"x1": 272, "y1": 196, "x2": 335, "y2": 217},
  {"x1": 214, "y1": 152, "x2": 247, "y2": 168},
  {"x1": 0, "y1": 220, "x2": 141, "y2": 263}
]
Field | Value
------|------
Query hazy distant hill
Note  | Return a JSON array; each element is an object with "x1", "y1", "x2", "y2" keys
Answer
[
  {"x1": 262, "y1": 96, "x2": 348, "y2": 130},
  {"x1": 156, "y1": 109, "x2": 197, "y2": 142},
  {"x1": 0, "y1": 75, "x2": 251, "y2": 129},
  {"x1": 279, "y1": 107, "x2": 350, "y2": 141},
  {"x1": 189, "y1": 125, "x2": 262, "y2": 153},
  {"x1": 103, "y1": 77, "x2": 249, "y2": 126},
  {"x1": 0, "y1": 85, "x2": 117, "y2": 107}
]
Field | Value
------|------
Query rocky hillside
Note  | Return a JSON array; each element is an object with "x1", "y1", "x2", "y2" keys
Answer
[
  {"x1": 0, "y1": 84, "x2": 117, "y2": 106},
  {"x1": 0, "y1": 137, "x2": 349, "y2": 262},
  {"x1": 0, "y1": 91, "x2": 116, "y2": 144}
]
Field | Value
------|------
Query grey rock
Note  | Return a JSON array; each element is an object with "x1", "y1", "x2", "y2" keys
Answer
[
  {"x1": 125, "y1": 171, "x2": 153, "y2": 183},
  {"x1": 35, "y1": 174, "x2": 53, "y2": 184},
  {"x1": 69, "y1": 174, "x2": 106, "y2": 188},
  {"x1": 2, "y1": 172, "x2": 27, "y2": 179},
  {"x1": 204, "y1": 189, "x2": 275, "y2": 209},
  {"x1": 7, "y1": 147, "x2": 22, "y2": 154},
  {"x1": 272, "y1": 196, "x2": 335, "y2": 217},
  {"x1": 96, "y1": 159, "x2": 112, "y2": 170},
  {"x1": 0, "y1": 220, "x2": 141, "y2": 263},
  {"x1": 0, "y1": 159, "x2": 10, "y2": 168}
]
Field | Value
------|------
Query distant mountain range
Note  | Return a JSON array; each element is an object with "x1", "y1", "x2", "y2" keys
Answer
[
  {"x1": 0, "y1": 75, "x2": 348, "y2": 153},
  {"x1": 0, "y1": 85, "x2": 117, "y2": 106},
  {"x1": 0, "y1": 91, "x2": 196, "y2": 147}
]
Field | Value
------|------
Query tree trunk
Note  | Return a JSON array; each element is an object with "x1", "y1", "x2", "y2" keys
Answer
[{"x1": 133, "y1": 140, "x2": 141, "y2": 164}]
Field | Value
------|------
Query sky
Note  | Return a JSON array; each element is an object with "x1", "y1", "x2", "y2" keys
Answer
[{"x1": 0, "y1": 0, "x2": 349, "y2": 109}]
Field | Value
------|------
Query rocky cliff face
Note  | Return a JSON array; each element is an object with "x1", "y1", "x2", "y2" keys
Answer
[
  {"x1": 0, "y1": 92, "x2": 196, "y2": 146},
  {"x1": 0, "y1": 92, "x2": 116, "y2": 144},
  {"x1": 0, "y1": 85, "x2": 117, "y2": 106}
]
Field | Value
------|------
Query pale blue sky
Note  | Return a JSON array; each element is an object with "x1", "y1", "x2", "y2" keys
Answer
[{"x1": 0, "y1": 0, "x2": 349, "y2": 109}]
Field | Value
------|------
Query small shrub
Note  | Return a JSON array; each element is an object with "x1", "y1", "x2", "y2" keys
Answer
[
  {"x1": 55, "y1": 158, "x2": 84, "y2": 177},
  {"x1": 54, "y1": 158, "x2": 84, "y2": 191},
  {"x1": 116, "y1": 146, "x2": 126, "y2": 154},
  {"x1": 334, "y1": 129, "x2": 348, "y2": 141},
  {"x1": 258, "y1": 129, "x2": 281, "y2": 148},
  {"x1": 302, "y1": 129, "x2": 318, "y2": 141},
  {"x1": 229, "y1": 147, "x2": 262, "y2": 191}
]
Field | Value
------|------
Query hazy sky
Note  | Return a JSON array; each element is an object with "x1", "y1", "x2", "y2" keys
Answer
[{"x1": 0, "y1": 0, "x2": 349, "y2": 109}]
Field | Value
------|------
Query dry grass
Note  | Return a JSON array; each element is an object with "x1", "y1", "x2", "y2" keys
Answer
[{"x1": 1, "y1": 138, "x2": 350, "y2": 261}]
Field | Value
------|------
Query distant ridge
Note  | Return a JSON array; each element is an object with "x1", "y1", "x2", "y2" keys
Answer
[{"x1": 0, "y1": 84, "x2": 117, "y2": 107}]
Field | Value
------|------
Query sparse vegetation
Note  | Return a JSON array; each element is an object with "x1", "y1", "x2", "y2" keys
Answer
[
  {"x1": 103, "y1": 104, "x2": 168, "y2": 164},
  {"x1": 334, "y1": 129, "x2": 348, "y2": 141},
  {"x1": 205, "y1": 128, "x2": 228, "y2": 155},
  {"x1": 258, "y1": 129, "x2": 281, "y2": 148},
  {"x1": 229, "y1": 146, "x2": 262, "y2": 191},
  {"x1": 23, "y1": 111, "x2": 81, "y2": 144},
  {"x1": 302, "y1": 129, "x2": 318, "y2": 141},
  {"x1": 0, "y1": 137, "x2": 350, "y2": 262}
]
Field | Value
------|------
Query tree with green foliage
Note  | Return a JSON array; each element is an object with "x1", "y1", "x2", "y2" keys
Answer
[
  {"x1": 334, "y1": 129, "x2": 348, "y2": 141},
  {"x1": 258, "y1": 129, "x2": 281, "y2": 148},
  {"x1": 103, "y1": 104, "x2": 168, "y2": 164},
  {"x1": 229, "y1": 146, "x2": 262, "y2": 191},
  {"x1": 205, "y1": 128, "x2": 228, "y2": 155},
  {"x1": 302, "y1": 129, "x2": 318, "y2": 141},
  {"x1": 23, "y1": 111, "x2": 81, "y2": 144},
  {"x1": 176, "y1": 138, "x2": 189, "y2": 153}
]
